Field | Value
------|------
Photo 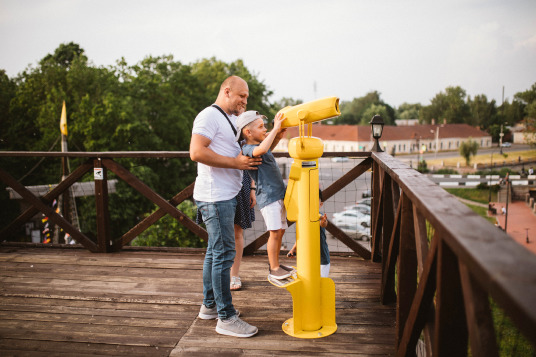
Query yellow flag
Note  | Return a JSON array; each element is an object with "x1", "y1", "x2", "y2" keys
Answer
[{"x1": 60, "y1": 101, "x2": 68, "y2": 136}]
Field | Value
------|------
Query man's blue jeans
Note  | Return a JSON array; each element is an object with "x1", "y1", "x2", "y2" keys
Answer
[{"x1": 195, "y1": 197, "x2": 237, "y2": 320}]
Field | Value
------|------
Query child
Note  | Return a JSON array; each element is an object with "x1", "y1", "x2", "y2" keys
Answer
[
  {"x1": 287, "y1": 189, "x2": 331, "y2": 277},
  {"x1": 236, "y1": 110, "x2": 291, "y2": 280}
]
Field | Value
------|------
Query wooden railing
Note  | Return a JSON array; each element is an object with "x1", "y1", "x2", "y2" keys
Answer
[
  {"x1": 0, "y1": 151, "x2": 371, "y2": 258},
  {"x1": 1, "y1": 150, "x2": 535, "y2": 355},
  {"x1": 370, "y1": 152, "x2": 536, "y2": 356}
]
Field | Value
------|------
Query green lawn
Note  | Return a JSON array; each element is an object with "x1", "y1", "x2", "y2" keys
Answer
[
  {"x1": 446, "y1": 188, "x2": 534, "y2": 356},
  {"x1": 445, "y1": 187, "x2": 496, "y2": 204}
]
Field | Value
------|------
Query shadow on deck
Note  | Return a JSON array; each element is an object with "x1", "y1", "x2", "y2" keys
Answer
[{"x1": 0, "y1": 247, "x2": 395, "y2": 356}]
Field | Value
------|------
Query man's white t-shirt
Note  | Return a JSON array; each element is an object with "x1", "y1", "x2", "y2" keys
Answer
[{"x1": 192, "y1": 105, "x2": 243, "y2": 202}]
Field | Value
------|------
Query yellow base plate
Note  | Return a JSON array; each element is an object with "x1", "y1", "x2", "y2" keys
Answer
[{"x1": 282, "y1": 317, "x2": 337, "y2": 339}]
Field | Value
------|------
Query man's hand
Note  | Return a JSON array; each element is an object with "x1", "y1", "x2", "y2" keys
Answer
[
  {"x1": 236, "y1": 151, "x2": 262, "y2": 170},
  {"x1": 320, "y1": 213, "x2": 328, "y2": 228}
]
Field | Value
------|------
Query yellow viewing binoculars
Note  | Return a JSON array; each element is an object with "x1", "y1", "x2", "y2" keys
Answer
[{"x1": 278, "y1": 97, "x2": 341, "y2": 128}]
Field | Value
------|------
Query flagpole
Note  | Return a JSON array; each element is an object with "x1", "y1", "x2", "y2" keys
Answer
[{"x1": 59, "y1": 101, "x2": 74, "y2": 244}]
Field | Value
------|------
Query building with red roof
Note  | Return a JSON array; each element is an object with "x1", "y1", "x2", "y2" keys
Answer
[{"x1": 274, "y1": 123, "x2": 492, "y2": 154}]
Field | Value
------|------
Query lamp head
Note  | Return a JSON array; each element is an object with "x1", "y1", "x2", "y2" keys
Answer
[{"x1": 370, "y1": 115, "x2": 384, "y2": 139}]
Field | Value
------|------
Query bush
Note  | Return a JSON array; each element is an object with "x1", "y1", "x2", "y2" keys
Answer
[
  {"x1": 499, "y1": 168, "x2": 520, "y2": 176},
  {"x1": 131, "y1": 200, "x2": 207, "y2": 248},
  {"x1": 417, "y1": 160, "x2": 429, "y2": 173},
  {"x1": 435, "y1": 168, "x2": 459, "y2": 175}
]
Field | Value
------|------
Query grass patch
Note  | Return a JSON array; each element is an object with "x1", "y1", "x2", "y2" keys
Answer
[
  {"x1": 427, "y1": 149, "x2": 536, "y2": 169},
  {"x1": 465, "y1": 203, "x2": 496, "y2": 224},
  {"x1": 491, "y1": 300, "x2": 536, "y2": 356},
  {"x1": 445, "y1": 187, "x2": 495, "y2": 204}
]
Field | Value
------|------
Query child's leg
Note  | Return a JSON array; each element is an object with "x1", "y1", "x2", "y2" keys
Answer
[
  {"x1": 231, "y1": 224, "x2": 243, "y2": 278},
  {"x1": 267, "y1": 230, "x2": 281, "y2": 270}
]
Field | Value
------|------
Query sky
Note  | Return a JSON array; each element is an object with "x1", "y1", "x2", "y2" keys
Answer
[{"x1": 1, "y1": 0, "x2": 535, "y2": 108}]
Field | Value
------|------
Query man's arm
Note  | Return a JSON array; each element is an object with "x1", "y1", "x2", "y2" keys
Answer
[{"x1": 190, "y1": 134, "x2": 261, "y2": 170}]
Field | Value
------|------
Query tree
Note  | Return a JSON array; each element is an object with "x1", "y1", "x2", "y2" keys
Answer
[
  {"x1": 191, "y1": 57, "x2": 273, "y2": 117},
  {"x1": 361, "y1": 104, "x2": 391, "y2": 125},
  {"x1": 467, "y1": 94, "x2": 498, "y2": 129},
  {"x1": 272, "y1": 97, "x2": 303, "y2": 109},
  {"x1": 1, "y1": 43, "x2": 277, "y2": 245},
  {"x1": 131, "y1": 200, "x2": 206, "y2": 248},
  {"x1": 40, "y1": 42, "x2": 87, "y2": 68},
  {"x1": 0, "y1": 70, "x2": 16, "y2": 147},
  {"x1": 420, "y1": 86, "x2": 471, "y2": 124},
  {"x1": 459, "y1": 139, "x2": 479, "y2": 166},
  {"x1": 335, "y1": 91, "x2": 394, "y2": 125},
  {"x1": 395, "y1": 102, "x2": 422, "y2": 120}
]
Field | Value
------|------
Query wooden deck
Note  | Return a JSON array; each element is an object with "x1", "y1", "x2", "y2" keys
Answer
[{"x1": 0, "y1": 246, "x2": 396, "y2": 356}]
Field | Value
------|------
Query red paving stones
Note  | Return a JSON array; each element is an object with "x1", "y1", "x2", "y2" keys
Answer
[{"x1": 491, "y1": 200, "x2": 536, "y2": 255}]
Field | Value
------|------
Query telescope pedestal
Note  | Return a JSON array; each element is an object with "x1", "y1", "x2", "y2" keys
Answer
[{"x1": 271, "y1": 136, "x2": 336, "y2": 339}]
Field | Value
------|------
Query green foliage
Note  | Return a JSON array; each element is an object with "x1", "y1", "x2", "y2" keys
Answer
[
  {"x1": 445, "y1": 188, "x2": 494, "y2": 204},
  {"x1": 491, "y1": 299, "x2": 536, "y2": 357},
  {"x1": 1, "y1": 43, "x2": 274, "y2": 243},
  {"x1": 459, "y1": 138, "x2": 479, "y2": 166},
  {"x1": 417, "y1": 159, "x2": 429, "y2": 173},
  {"x1": 335, "y1": 91, "x2": 395, "y2": 126},
  {"x1": 420, "y1": 86, "x2": 471, "y2": 124},
  {"x1": 434, "y1": 168, "x2": 459, "y2": 175},
  {"x1": 467, "y1": 94, "x2": 499, "y2": 129},
  {"x1": 131, "y1": 200, "x2": 207, "y2": 248},
  {"x1": 395, "y1": 102, "x2": 422, "y2": 120}
]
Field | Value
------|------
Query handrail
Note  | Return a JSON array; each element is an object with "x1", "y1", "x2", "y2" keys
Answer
[
  {"x1": 370, "y1": 152, "x2": 536, "y2": 355},
  {"x1": 0, "y1": 151, "x2": 371, "y2": 258}
]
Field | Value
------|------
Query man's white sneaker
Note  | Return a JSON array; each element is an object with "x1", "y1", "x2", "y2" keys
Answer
[
  {"x1": 216, "y1": 315, "x2": 258, "y2": 338},
  {"x1": 198, "y1": 304, "x2": 218, "y2": 320},
  {"x1": 198, "y1": 304, "x2": 240, "y2": 320}
]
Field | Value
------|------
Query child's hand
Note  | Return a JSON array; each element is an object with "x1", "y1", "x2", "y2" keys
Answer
[{"x1": 273, "y1": 112, "x2": 285, "y2": 130}]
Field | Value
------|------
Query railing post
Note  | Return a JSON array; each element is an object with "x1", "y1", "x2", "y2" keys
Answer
[
  {"x1": 94, "y1": 158, "x2": 111, "y2": 252},
  {"x1": 434, "y1": 238, "x2": 468, "y2": 356},
  {"x1": 371, "y1": 160, "x2": 382, "y2": 262},
  {"x1": 396, "y1": 194, "x2": 417, "y2": 348}
]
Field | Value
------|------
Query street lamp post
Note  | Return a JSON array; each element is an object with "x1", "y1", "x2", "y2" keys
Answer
[
  {"x1": 370, "y1": 115, "x2": 384, "y2": 152},
  {"x1": 499, "y1": 124, "x2": 504, "y2": 155},
  {"x1": 504, "y1": 174, "x2": 510, "y2": 233},
  {"x1": 488, "y1": 151, "x2": 494, "y2": 203}
]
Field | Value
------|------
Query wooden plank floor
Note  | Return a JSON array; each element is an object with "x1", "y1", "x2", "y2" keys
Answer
[{"x1": 0, "y1": 246, "x2": 395, "y2": 356}]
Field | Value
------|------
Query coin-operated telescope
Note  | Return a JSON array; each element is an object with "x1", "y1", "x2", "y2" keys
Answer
[{"x1": 268, "y1": 97, "x2": 340, "y2": 339}]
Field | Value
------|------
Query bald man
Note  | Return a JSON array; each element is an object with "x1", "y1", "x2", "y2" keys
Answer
[{"x1": 190, "y1": 76, "x2": 261, "y2": 337}]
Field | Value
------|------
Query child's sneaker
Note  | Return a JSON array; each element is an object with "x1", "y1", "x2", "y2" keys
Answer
[
  {"x1": 269, "y1": 267, "x2": 291, "y2": 280},
  {"x1": 280, "y1": 264, "x2": 296, "y2": 272},
  {"x1": 216, "y1": 315, "x2": 258, "y2": 337}
]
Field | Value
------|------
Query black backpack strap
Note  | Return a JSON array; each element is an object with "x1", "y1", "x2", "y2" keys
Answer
[{"x1": 211, "y1": 104, "x2": 237, "y2": 136}]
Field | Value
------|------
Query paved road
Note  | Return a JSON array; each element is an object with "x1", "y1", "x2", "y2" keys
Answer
[{"x1": 397, "y1": 143, "x2": 532, "y2": 163}]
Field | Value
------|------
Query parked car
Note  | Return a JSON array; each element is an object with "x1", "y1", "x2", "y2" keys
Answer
[
  {"x1": 357, "y1": 197, "x2": 372, "y2": 207},
  {"x1": 344, "y1": 204, "x2": 371, "y2": 216},
  {"x1": 332, "y1": 210, "x2": 371, "y2": 240},
  {"x1": 501, "y1": 142, "x2": 512, "y2": 147},
  {"x1": 362, "y1": 189, "x2": 371, "y2": 198}
]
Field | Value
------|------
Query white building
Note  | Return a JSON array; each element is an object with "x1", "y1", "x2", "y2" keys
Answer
[{"x1": 274, "y1": 123, "x2": 492, "y2": 154}]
